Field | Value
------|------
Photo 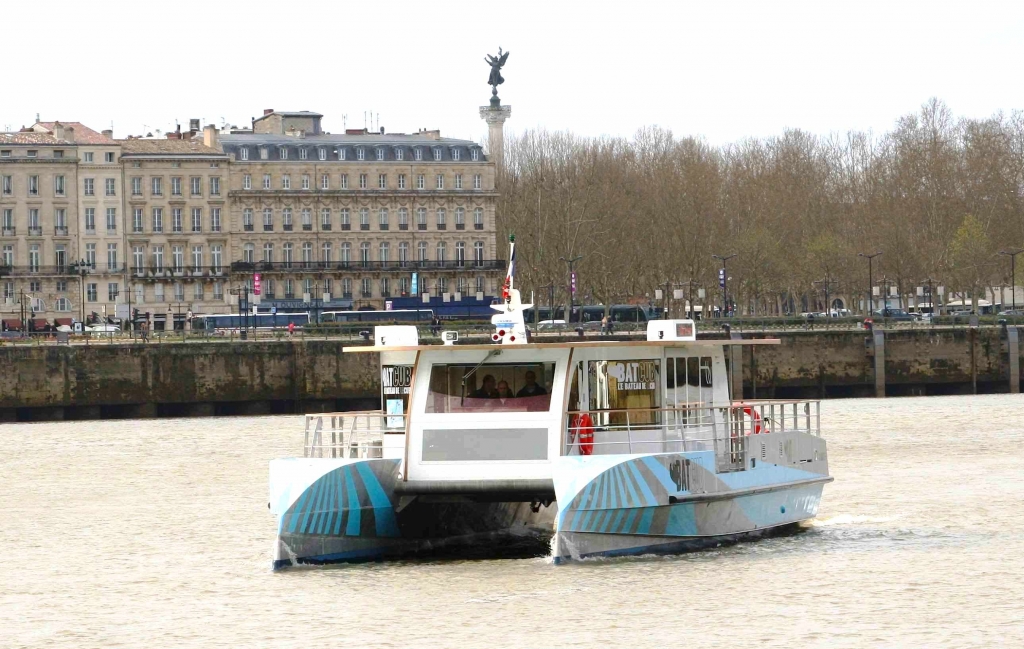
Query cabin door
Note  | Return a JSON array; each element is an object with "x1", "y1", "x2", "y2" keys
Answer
[{"x1": 664, "y1": 353, "x2": 716, "y2": 451}]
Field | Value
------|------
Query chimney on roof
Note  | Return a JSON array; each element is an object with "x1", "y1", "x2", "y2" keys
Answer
[
  {"x1": 64, "y1": 126, "x2": 75, "y2": 143},
  {"x1": 264, "y1": 108, "x2": 274, "y2": 116},
  {"x1": 53, "y1": 121, "x2": 65, "y2": 140},
  {"x1": 203, "y1": 124, "x2": 218, "y2": 149},
  {"x1": 102, "y1": 129, "x2": 113, "y2": 139}
]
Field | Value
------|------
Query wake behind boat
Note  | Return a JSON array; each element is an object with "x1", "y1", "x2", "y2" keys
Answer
[{"x1": 269, "y1": 238, "x2": 832, "y2": 567}]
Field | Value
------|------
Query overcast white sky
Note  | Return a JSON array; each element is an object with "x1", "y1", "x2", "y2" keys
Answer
[{"x1": 5, "y1": 0, "x2": 1023, "y2": 145}]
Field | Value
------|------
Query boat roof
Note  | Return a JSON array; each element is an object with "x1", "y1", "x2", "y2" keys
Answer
[{"x1": 343, "y1": 339, "x2": 781, "y2": 353}]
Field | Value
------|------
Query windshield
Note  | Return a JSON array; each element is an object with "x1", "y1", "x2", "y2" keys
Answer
[{"x1": 426, "y1": 362, "x2": 555, "y2": 413}]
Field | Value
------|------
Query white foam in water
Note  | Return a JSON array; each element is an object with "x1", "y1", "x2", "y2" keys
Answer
[{"x1": 808, "y1": 514, "x2": 901, "y2": 527}]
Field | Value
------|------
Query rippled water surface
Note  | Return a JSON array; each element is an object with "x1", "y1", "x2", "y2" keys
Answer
[{"x1": 2, "y1": 395, "x2": 1023, "y2": 648}]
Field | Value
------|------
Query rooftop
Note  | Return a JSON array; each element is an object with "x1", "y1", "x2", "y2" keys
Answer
[
  {"x1": 220, "y1": 133, "x2": 479, "y2": 146},
  {"x1": 0, "y1": 132, "x2": 72, "y2": 146},
  {"x1": 117, "y1": 138, "x2": 226, "y2": 156},
  {"x1": 254, "y1": 110, "x2": 323, "y2": 122},
  {"x1": 34, "y1": 121, "x2": 114, "y2": 145}
]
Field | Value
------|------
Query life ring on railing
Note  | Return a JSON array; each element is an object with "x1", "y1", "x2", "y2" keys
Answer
[
  {"x1": 742, "y1": 406, "x2": 766, "y2": 435},
  {"x1": 570, "y1": 413, "x2": 595, "y2": 455}
]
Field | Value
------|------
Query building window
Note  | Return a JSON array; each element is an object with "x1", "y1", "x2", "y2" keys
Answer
[
  {"x1": 172, "y1": 177, "x2": 182, "y2": 196},
  {"x1": 54, "y1": 296, "x2": 70, "y2": 312},
  {"x1": 194, "y1": 282, "x2": 204, "y2": 301},
  {"x1": 191, "y1": 177, "x2": 202, "y2": 196},
  {"x1": 417, "y1": 207, "x2": 427, "y2": 229},
  {"x1": 342, "y1": 277, "x2": 352, "y2": 297},
  {"x1": 192, "y1": 208, "x2": 202, "y2": 232},
  {"x1": 282, "y1": 175, "x2": 290, "y2": 190},
  {"x1": 174, "y1": 283, "x2": 184, "y2": 301},
  {"x1": 321, "y1": 242, "x2": 332, "y2": 264},
  {"x1": 474, "y1": 174, "x2": 482, "y2": 190},
  {"x1": 282, "y1": 208, "x2": 292, "y2": 230},
  {"x1": 436, "y1": 208, "x2": 446, "y2": 228},
  {"x1": 240, "y1": 147, "x2": 249, "y2": 161},
  {"x1": 54, "y1": 175, "x2": 65, "y2": 196},
  {"x1": 83, "y1": 178, "x2": 94, "y2": 196},
  {"x1": 452, "y1": 148, "x2": 461, "y2": 161},
  {"x1": 191, "y1": 246, "x2": 203, "y2": 272},
  {"x1": 341, "y1": 242, "x2": 351, "y2": 266},
  {"x1": 107, "y1": 244, "x2": 118, "y2": 271},
  {"x1": 302, "y1": 175, "x2": 310, "y2": 190},
  {"x1": 242, "y1": 208, "x2": 253, "y2": 231},
  {"x1": 242, "y1": 243, "x2": 255, "y2": 263},
  {"x1": 474, "y1": 207, "x2": 484, "y2": 229},
  {"x1": 362, "y1": 277, "x2": 372, "y2": 297},
  {"x1": 213, "y1": 282, "x2": 223, "y2": 300},
  {"x1": 152, "y1": 208, "x2": 163, "y2": 233},
  {"x1": 133, "y1": 209, "x2": 143, "y2": 233},
  {"x1": 263, "y1": 243, "x2": 274, "y2": 263},
  {"x1": 0, "y1": 175, "x2": 10, "y2": 195},
  {"x1": 378, "y1": 174, "x2": 387, "y2": 189},
  {"x1": 398, "y1": 207, "x2": 408, "y2": 229},
  {"x1": 172, "y1": 246, "x2": 184, "y2": 272},
  {"x1": 211, "y1": 246, "x2": 222, "y2": 272},
  {"x1": 210, "y1": 177, "x2": 220, "y2": 196},
  {"x1": 262, "y1": 208, "x2": 273, "y2": 231},
  {"x1": 376, "y1": 148, "x2": 385, "y2": 161},
  {"x1": 455, "y1": 174, "x2": 463, "y2": 190},
  {"x1": 296, "y1": 147, "x2": 306, "y2": 160},
  {"x1": 398, "y1": 174, "x2": 406, "y2": 190},
  {"x1": 83, "y1": 152, "x2": 94, "y2": 162},
  {"x1": 399, "y1": 241, "x2": 409, "y2": 265},
  {"x1": 106, "y1": 208, "x2": 117, "y2": 233},
  {"x1": 172, "y1": 208, "x2": 183, "y2": 233},
  {"x1": 474, "y1": 241, "x2": 484, "y2": 266},
  {"x1": 360, "y1": 208, "x2": 369, "y2": 229},
  {"x1": 317, "y1": 148, "x2": 326, "y2": 161},
  {"x1": 396, "y1": 148, "x2": 404, "y2": 161},
  {"x1": 263, "y1": 174, "x2": 271, "y2": 190},
  {"x1": 359, "y1": 174, "x2": 367, "y2": 189},
  {"x1": 301, "y1": 208, "x2": 312, "y2": 230},
  {"x1": 152, "y1": 246, "x2": 163, "y2": 271},
  {"x1": 379, "y1": 208, "x2": 388, "y2": 229},
  {"x1": 131, "y1": 177, "x2": 142, "y2": 195},
  {"x1": 260, "y1": 148, "x2": 268, "y2": 160},
  {"x1": 357, "y1": 147, "x2": 365, "y2": 161},
  {"x1": 28, "y1": 175, "x2": 39, "y2": 196},
  {"x1": 340, "y1": 174, "x2": 348, "y2": 189},
  {"x1": 380, "y1": 277, "x2": 390, "y2": 297},
  {"x1": 436, "y1": 242, "x2": 446, "y2": 263},
  {"x1": 211, "y1": 208, "x2": 221, "y2": 232},
  {"x1": 284, "y1": 279, "x2": 294, "y2": 299},
  {"x1": 360, "y1": 242, "x2": 370, "y2": 266},
  {"x1": 302, "y1": 243, "x2": 313, "y2": 268},
  {"x1": 436, "y1": 174, "x2": 444, "y2": 190},
  {"x1": 455, "y1": 207, "x2": 465, "y2": 228},
  {"x1": 105, "y1": 178, "x2": 116, "y2": 196},
  {"x1": 415, "y1": 148, "x2": 423, "y2": 161},
  {"x1": 321, "y1": 174, "x2": 329, "y2": 190},
  {"x1": 379, "y1": 242, "x2": 390, "y2": 264},
  {"x1": 84, "y1": 208, "x2": 96, "y2": 233},
  {"x1": 154, "y1": 283, "x2": 164, "y2": 302},
  {"x1": 152, "y1": 177, "x2": 163, "y2": 196},
  {"x1": 339, "y1": 148, "x2": 347, "y2": 161},
  {"x1": 243, "y1": 174, "x2": 251, "y2": 190},
  {"x1": 279, "y1": 147, "x2": 288, "y2": 160},
  {"x1": 338, "y1": 208, "x2": 349, "y2": 230},
  {"x1": 433, "y1": 148, "x2": 442, "y2": 161},
  {"x1": 472, "y1": 148, "x2": 480, "y2": 161},
  {"x1": 131, "y1": 246, "x2": 145, "y2": 273},
  {"x1": 283, "y1": 243, "x2": 293, "y2": 268},
  {"x1": 417, "y1": 241, "x2": 427, "y2": 261},
  {"x1": 416, "y1": 174, "x2": 425, "y2": 190},
  {"x1": 87, "y1": 283, "x2": 98, "y2": 302},
  {"x1": 321, "y1": 208, "x2": 331, "y2": 230}
]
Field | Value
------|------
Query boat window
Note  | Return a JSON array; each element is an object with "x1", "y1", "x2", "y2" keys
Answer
[
  {"x1": 381, "y1": 365, "x2": 412, "y2": 429},
  {"x1": 425, "y1": 362, "x2": 555, "y2": 413},
  {"x1": 587, "y1": 359, "x2": 661, "y2": 426}
]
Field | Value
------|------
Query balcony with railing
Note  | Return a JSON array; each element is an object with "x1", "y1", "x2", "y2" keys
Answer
[
  {"x1": 230, "y1": 259, "x2": 506, "y2": 274},
  {"x1": 2, "y1": 227, "x2": 15, "y2": 236},
  {"x1": 28, "y1": 226, "x2": 43, "y2": 237},
  {"x1": 54, "y1": 226, "x2": 69, "y2": 236},
  {"x1": 2, "y1": 264, "x2": 80, "y2": 277}
]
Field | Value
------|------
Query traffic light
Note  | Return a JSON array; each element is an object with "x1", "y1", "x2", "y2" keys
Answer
[{"x1": 132, "y1": 308, "x2": 140, "y2": 322}]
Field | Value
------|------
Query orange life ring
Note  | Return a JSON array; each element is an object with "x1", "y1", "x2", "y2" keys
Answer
[
  {"x1": 742, "y1": 406, "x2": 765, "y2": 435},
  {"x1": 571, "y1": 413, "x2": 595, "y2": 455}
]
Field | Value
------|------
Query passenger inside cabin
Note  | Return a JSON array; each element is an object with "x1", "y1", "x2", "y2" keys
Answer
[
  {"x1": 516, "y1": 370, "x2": 547, "y2": 398},
  {"x1": 496, "y1": 380, "x2": 512, "y2": 402},
  {"x1": 473, "y1": 375, "x2": 498, "y2": 399}
]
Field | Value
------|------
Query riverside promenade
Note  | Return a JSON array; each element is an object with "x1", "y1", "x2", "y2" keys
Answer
[{"x1": 1, "y1": 326, "x2": 1020, "y2": 422}]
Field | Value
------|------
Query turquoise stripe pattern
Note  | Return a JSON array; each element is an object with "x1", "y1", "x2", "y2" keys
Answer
[{"x1": 281, "y1": 459, "x2": 401, "y2": 538}]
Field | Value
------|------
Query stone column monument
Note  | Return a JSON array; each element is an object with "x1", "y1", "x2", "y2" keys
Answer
[{"x1": 480, "y1": 48, "x2": 511, "y2": 164}]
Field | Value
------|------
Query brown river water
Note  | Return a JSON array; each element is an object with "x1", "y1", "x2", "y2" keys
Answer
[{"x1": 2, "y1": 395, "x2": 1022, "y2": 648}]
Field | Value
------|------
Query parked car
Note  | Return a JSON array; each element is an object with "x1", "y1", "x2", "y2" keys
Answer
[
  {"x1": 86, "y1": 323, "x2": 120, "y2": 333},
  {"x1": 872, "y1": 308, "x2": 914, "y2": 321},
  {"x1": 536, "y1": 320, "x2": 566, "y2": 331},
  {"x1": 998, "y1": 309, "x2": 1024, "y2": 316}
]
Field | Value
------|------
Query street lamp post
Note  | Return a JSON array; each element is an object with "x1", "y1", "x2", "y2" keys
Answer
[
  {"x1": 559, "y1": 255, "x2": 582, "y2": 324},
  {"x1": 858, "y1": 251, "x2": 883, "y2": 313},
  {"x1": 999, "y1": 248, "x2": 1024, "y2": 312},
  {"x1": 712, "y1": 254, "x2": 737, "y2": 317},
  {"x1": 71, "y1": 258, "x2": 89, "y2": 326}
]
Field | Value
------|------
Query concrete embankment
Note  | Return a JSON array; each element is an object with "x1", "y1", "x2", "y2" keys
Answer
[{"x1": 0, "y1": 328, "x2": 1019, "y2": 422}]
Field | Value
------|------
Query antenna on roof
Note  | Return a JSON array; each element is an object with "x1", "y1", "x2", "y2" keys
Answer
[{"x1": 342, "y1": 114, "x2": 347, "y2": 129}]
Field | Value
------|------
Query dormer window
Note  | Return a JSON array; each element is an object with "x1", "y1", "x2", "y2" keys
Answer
[
  {"x1": 451, "y1": 148, "x2": 460, "y2": 161},
  {"x1": 318, "y1": 148, "x2": 326, "y2": 161},
  {"x1": 299, "y1": 148, "x2": 308, "y2": 160},
  {"x1": 239, "y1": 147, "x2": 249, "y2": 161},
  {"x1": 415, "y1": 147, "x2": 423, "y2": 161},
  {"x1": 259, "y1": 147, "x2": 268, "y2": 160},
  {"x1": 357, "y1": 147, "x2": 365, "y2": 161},
  {"x1": 339, "y1": 147, "x2": 346, "y2": 161},
  {"x1": 376, "y1": 147, "x2": 385, "y2": 161},
  {"x1": 395, "y1": 147, "x2": 404, "y2": 161},
  {"x1": 279, "y1": 147, "x2": 288, "y2": 160},
  {"x1": 471, "y1": 148, "x2": 480, "y2": 161},
  {"x1": 433, "y1": 148, "x2": 442, "y2": 161}
]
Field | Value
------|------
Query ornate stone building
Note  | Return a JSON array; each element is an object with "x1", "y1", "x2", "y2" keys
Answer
[
  {"x1": 221, "y1": 109, "x2": 503, "y2": 311},
  {"x1": 0, "y1": 129, "x2": 80, "y2": 330}
]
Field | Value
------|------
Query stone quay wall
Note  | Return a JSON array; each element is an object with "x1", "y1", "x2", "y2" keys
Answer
[{"x1": 0, "y1": 327, "x2": 1019, "y2": 421}]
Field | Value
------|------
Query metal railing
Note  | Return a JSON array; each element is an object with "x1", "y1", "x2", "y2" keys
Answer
[
  {"x1": 303, "y1": 411, "x2": 403, "y2": 458},
  {"x1": 564, "y1": 400, "x2": 821, "y2": 468}
]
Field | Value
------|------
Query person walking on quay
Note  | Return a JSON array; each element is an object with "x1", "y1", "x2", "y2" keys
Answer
[
  {"x1": 288, "y1": 322, "x2": 296, "y2": 336},
  {"x1": 140, "y1": 320, "x2": 149, "y2": 343}
]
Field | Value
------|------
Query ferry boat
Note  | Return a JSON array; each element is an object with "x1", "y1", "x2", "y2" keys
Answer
[{"x1": 269, "y1": 241, "x2": 832, "y2": 567}]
